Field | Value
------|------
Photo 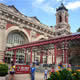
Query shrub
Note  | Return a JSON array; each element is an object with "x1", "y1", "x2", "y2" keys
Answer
[
  {"x1": 48, "y1": 69, "x2": 80, "y2": 80},
  {"x1": 0, "y1": 63, "x2": 8, "y2": 76}
]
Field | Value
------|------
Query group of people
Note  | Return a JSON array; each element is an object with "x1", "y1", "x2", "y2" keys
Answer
[
  {"x1": 8, "y1": 62, "x2": 54, "y2": 80},
  {"x1": 8, "y1": 62, "x2": 71, "y2": 80},
  {"x1": 8, "y1": 62, "x2": 36, "y2": 80}
]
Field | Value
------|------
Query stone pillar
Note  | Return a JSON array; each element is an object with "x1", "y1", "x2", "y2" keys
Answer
[
  {"x1": 52, "y1": 54, "x2": 53, "y2": 64},
  {"x1": 25, "y1": 49, "x2": 27, "y2": 64},
  {"x1": 54, "y1": 44, "x2": 57, "y2": 64},
  {"x1": 40, "y1": 53, "x2": 43, "y2": 64},
  {"x1": 56, "y1": 15, "x2": 59, "y2": 24},
  {"x1": 40, "y1": 48, "x2": 43, "y2": 64},
  {"x1": 13, "y1": 50, "x2": 16, "y2": 63},
  {"x1": 62, "y1": 13, "x2": 65, "y2": 23},
  {"x1": 66, "y1": 16, "x2": 68, "y2": 23},
  {"x1": 0, "y1": 19, "x2": 7, "y2": 62}
]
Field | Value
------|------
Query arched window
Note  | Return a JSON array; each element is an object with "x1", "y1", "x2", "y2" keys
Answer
[
  {"x1": 7, "y1": 31, "x2": 29, "y2": 47},
  {"x1": 5, "y1": 31, "x2": 29, "y2": 64},
  {"x1": 65, "y1": 16, "x2": 67, "y2": 22},
  {"x1": 59, "y1": 15, "x2": 62, "y2": 22}
]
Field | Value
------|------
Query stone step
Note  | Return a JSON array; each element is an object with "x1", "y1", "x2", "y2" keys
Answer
[{"x1": 0, "y1": 53, "x2": 4, "y2": 61}]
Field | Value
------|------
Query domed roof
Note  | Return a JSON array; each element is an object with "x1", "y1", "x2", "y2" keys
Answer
[{"x1": 56, "y1": 3, "x2": 68, "y2": 11}]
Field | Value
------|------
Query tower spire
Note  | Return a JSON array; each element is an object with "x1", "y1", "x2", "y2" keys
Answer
[
  {"x1": 54, "y1": 2, "x2": 71, "y2": 36},
  {"x1": 60, "y1": 0, "x2": 64, "y2": 4}
]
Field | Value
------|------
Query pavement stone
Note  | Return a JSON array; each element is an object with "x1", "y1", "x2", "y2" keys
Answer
[{"x1": 4, "y1": 72, "x2": 49, "y2": 80}]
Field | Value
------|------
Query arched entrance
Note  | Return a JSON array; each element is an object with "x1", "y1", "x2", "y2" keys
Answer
[{"x1": 5, "y1": 30, "x2": 29, "y2": 63}]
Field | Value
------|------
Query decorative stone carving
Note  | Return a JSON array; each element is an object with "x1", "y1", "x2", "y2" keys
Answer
[
  {"x1": 18, "y1": 18, "x2": 20, "y2": 21},
  {"x1": 23, "y1": 20, "x2": 25, "y2": 23},
  {"x1": 31, "y1": 30, "x2": 36, "y2": 38},
  {"x1": 19, "y1": 24, "x2": 24, "y2": 28},
  {"x1": 32, "y1": 24, "x2": 34, "y2": 27},
  {"x1": 44, "y1": 33, "x2": 47, "y2": 37},
  {"x1": 28, "y1": 23, "x2": 30, "y2": 25},
  {"x1": 0, "y1": 3, "x2": 54, "y2": 37},
  {"x1": 0, "y1": 19, "x2": 7, "y2": 29},
  {"x1": 0, "y1": 10, "x2": 2, "y2": 14}
]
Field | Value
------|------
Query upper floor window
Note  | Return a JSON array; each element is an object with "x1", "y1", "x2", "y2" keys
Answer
[
  {"x1": 7, "y1": 31, "x2": 29, "y2": 47},
  {"x1": 59, "y1": 15, "x2": 62, "y2": 22}
]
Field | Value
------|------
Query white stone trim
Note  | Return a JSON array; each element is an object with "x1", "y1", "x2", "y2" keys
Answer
[
  {"x1": 35, "y1": 35, "x2": 48, "y2": 41},
  {"x1": 5, "y1": 26, "x2": 31, "y2": 42}
]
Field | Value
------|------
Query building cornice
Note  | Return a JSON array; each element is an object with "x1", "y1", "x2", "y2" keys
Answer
[{"x1": 0, "y1": 3, "x2": 54, "y2": 37}]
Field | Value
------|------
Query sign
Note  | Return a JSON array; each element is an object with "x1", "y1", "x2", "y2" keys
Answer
[{"x1": 15, "y1": 65, "x2": 30, "y2": 74}]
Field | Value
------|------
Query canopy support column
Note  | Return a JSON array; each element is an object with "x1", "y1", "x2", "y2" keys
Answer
[
  {"x1": 3, "y1": 51, "x2": 5, "y2": 62},
  {"x1": 46, "y1": 51, "x2": 48, "y2": 64},
  {"x1": 52, "y1": 53, "x2": 53, "y2": 64},
  {"x1": 40, "y1": 48, "x2": 43, "y2": 64},
  {"x1": 25, "y1": 48, "x2": 27, "y2": 64},
  {"x1": 54, "y1": 44, "x2": 57, "y2": 64},
  {"x1": 30, "y1": 47, "x2": 32, "y2": 64},
  {"x1": 64, "y1": 42, "x2": 68, "y2": 64},
  {"x1": 13, "y1": 50, "x2": 16, "y2": 64}
]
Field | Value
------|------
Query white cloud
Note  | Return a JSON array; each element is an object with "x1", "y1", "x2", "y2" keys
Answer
[
  {"x1": 66, "y1": 1, "x2": 80, "y2": 10},
  {"x1": 36, "y1": 0, "x2": 45, "y2": 3},
  {"x1": 0, "y1": 0, "x2": 12, "y2": 2},
  {"x1": 41, "y1": 3, "x2": 55, "y2": 14},
  {"x1": 33, "y1": 0, "x2": 45, "y2": 5},
  {"x1": 32, "y1": 0, "x2": 55, "y2": 14},
  {"x1": 0, "y1": 0, "x2": 4, "y2": 1},
  {"x1": 56, "y1": 0, "x2": 61, "y2": 2}
]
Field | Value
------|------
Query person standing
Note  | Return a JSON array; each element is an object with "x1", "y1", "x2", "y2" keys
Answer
[
  {"x1": 31, "y1": 63, "x2": 36, "y2": 80},
  {"x1": 44, "y1": 67, "x2": 48, "y2": 80},
  {"x1": 9, "y1": 62, "x2": 15, "y2": 80}
]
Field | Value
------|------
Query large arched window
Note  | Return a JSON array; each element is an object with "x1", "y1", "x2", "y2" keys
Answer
[
  {"x1": 5, "y1": 30, "x2": 29, "y2": 63},
  {"x1": 7, "y1": 30, "x2": 29, "y2": 47}
]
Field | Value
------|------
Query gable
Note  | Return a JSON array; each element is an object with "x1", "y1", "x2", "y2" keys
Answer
[{"x1": 8, "y1": 5, "x2": 22, "y2": 14}]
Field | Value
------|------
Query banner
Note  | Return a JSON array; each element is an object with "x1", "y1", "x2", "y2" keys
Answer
[{"x1": 15, "y1": 65, "x2": 30, "y2": 74}]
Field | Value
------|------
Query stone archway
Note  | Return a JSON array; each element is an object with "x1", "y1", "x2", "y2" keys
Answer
[
  {"x1": 5, "y1": 26, "x2": 30, "y2": 63},
  {"x1": 6, "y1": 26, "x2": 30, "y2": 42},
  {"x1": 7, "y1": 30, "x2": 29, "y2": 46}
]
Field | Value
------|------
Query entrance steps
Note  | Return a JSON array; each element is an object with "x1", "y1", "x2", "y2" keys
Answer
[{"x1": 0, "y1": 52, "x2": 4, "y2": 62}]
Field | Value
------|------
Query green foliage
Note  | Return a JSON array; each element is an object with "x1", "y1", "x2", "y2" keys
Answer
[
  {"x1": 77, "y1": 28, "x2": 80, "y2": 32},
  {"x1": 0, "y1": 64, "x2": 8, "y2": 76},
  {"x1": 48, "y1": 69, "x2": 80, "y2": 80}
]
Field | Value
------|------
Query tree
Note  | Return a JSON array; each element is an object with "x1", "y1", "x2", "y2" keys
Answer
[{"x1": 77, "y1": 27, "x2": 80, "y2": 32}]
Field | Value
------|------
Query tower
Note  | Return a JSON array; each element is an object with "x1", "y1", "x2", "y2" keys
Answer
[{"x1": 54, "y1": 3, "x2": 71, "y2": 36}]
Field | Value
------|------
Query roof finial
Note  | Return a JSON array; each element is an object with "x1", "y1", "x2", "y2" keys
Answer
[
  {"x1": 56, "y1": 0, "x2": 68, "y2": 11},
  {"x1": 60, "y1": 0, "x2": 64, "y2": 6},
  {"x1": 61, "y1": 0, "x2": 63, "y2": 4},
  {"x1": 60, "y1": 0, "x2": 64, "y2": 7}
]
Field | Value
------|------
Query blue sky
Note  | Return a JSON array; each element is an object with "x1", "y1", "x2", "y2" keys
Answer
[{"x1": 0, "y1": 0, "x2": 80, "y2": 32}]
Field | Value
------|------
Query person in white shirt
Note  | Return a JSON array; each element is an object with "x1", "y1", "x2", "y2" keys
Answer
[{"x1": 44, "y1": 67, "x2": 48, "y2": 80}]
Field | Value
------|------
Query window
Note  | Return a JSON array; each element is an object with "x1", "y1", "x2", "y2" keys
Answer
[
  {"x1": 59, "y1": 15, "x2": 62, "y2": 22},
  {"x1": 7, "y1": 32, "x2": 27, "y2": 47}
]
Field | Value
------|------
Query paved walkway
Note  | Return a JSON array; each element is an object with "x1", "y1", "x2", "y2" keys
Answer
[{"x1": 5, "y1": 72, "x2": 49, "y2": 80}]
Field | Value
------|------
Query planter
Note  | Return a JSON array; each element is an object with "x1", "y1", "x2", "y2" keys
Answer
[
  {"x1": 0, "y1": 76, "x2": 6, "y2": 80},
  {"x1": 0, "y1": 63, "x2": 8, "y2": 76},
  {"x1": 0, "y1": 75, "x2": 8, "y2": 80}
]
